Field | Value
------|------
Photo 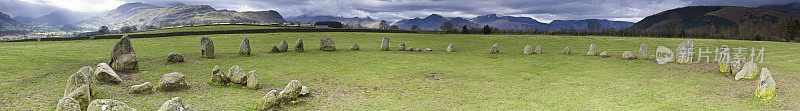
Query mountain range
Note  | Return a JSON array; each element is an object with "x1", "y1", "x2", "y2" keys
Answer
[
  {"x1": 285, "y1": 15, "x2": 386, "y2": 29},
  {"x1": 391, "y1": 14, "x2": 633, "y2": 31},
  {"x1": 75, "y1": 2, "x2": 286, "y2": 30},
  {"x1": 758, "y1": 2, "x2": 800, "y2": 14},
  {"x1": 0, "y1": 12, "x2": 16, "y2": 26}
]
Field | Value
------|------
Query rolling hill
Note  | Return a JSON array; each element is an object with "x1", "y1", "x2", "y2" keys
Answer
[
  {"x1": 0, "y1": 12, "x2": 17, "y2": 26},
  {"x1": 629, "y1": 6, "x2": 800, "y2": 41},
  {"x1": 391, "y1": 14, "x2": 477, "y2": 30},
  {"x1": 759, "y1": 2, "x2": 800, "y2": 14},
  {"x1": 285, "y1": 15, "x2": 385, "y2": 28}
]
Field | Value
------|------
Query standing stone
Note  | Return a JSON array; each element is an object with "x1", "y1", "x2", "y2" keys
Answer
[
  {"x1": 239, "y1": 37, "x2": 251, "y2": 55},
  {"x1": 446, "y1": 44, "x2": 454, "y2": 52},
  {"x1": 56, "y1": 97, "x2": 80, "y2": 111},
  {"x1": 718, "y1": 45, "x2": 732, "y2": 73},
  {"x1": 211, "y1": 65, "x2": 228, "y2": 84},
  {"x1": 423, "y1": 48, "x2": 432, "y2": 51},
  {"x1": 64, "y1": 69, "x2": 92, "y2": 109},
  {"x1": 756, "y1": 68, "x2": 776, "y2": 101},
  {"x1": 200, "y1": 37, "x2": 215, "y2": 58},
  {"x1": 319, "y1": 36, "x2": 336, "y2": 51},
  {"x1": 380, "y1": 37, "x2": 390, "y2": 51},
  {"x1": 278, "y1": 40, "x2": 289, "y2": 52},
  {"x1": 166, "y1": 53, "x2": 184, "y2": 63},
  {"x1": 489, "y1": 43, "x2": 500, "y2": 54},
  {"x1": 655, "y1": 46, "x2": 675, "y2": 64},
  {"x1": 295, "y1": 39, "x2": 304, "y2": 52},
  {"x1": 109, "y1": 35, "x2": 138, "y2": 71},
  {"x1": 397, "y1": 43, "x2": 407, "y2": 51},
  {"x1": 406, "y1": 47, "x2": 414, "y2": 51},
  {"x1": 247, "y1": 70, "x2": 260, "y2": 89},
  {"x1": 621, "y1": 51, "x2": 636, "y2": 60},
  {"x1": 587, "y1": 44, "x2": 598, "y2": 56},
  {"x1": 534, "y1": 46, "x2": 542, "y2": 54},
  {"x1": 86, "y1": 99, "x2": 136, "y2": 111},
  {"x1": 129, "y1": 82, "x2": 153, "y2": 93},
  {"x1": 599, "y1": 51, "x2": 609, "y2": 58},
  {"x1": 257, "y1": 90, "x2": 280, "y2": 110},
  {"x1": 350, "y1": 42, "x2": 360, "y2": 50},
  {"x1": 228, "y1": 65, "x2": 247, "y2": 84},
  {"x1": 278, "y1": 80, "x2": 303, "y2": 102},
  {"x1": 158, "y1": 72, "x2": 190, "y2": 91},
  {"x1": 523, "y1": 45, "x2": 533, "y2": 55},
  {"x1": 638, "y1": 44, "x2": 649, "y2": 59},
  {"x1": 269, "y1": 44, "x2": 280, "y2": 53},
  {"x1": 94, "y1": 63, "x2": 122, "y2": 83},
  {"x1": 158, "y1": 97, "x2": 191, "y2": 111},
  {"x1": 416, "y1": 48, "x2": 423, "y2": 51},
  {"x1": 735, "y1": 61, "x2": 759, "y2": 80},
  {"x1": 676, "y1": 40, "x2": 695, "y2": 64},
  {"x1": 563, "y1": 46, "x2": 571, "y2": 54}
]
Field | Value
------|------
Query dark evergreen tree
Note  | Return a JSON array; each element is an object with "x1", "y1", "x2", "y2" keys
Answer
[
  {"x1": 482, "y1": 25, "x2": 492, "y2": 34},
  {"x1": 461, "y1": 25, "x2": 469, "y2": 34},
  {"x1": 410, "y1": 25, "x2": 419, "y2": 30}
]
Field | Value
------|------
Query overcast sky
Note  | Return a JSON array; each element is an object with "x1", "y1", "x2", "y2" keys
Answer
[{"x1": 1, "y1": 0, "x2": 798, "y2": 23}]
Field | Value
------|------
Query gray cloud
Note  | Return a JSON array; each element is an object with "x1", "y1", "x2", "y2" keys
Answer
[{"x1": 3, "y1": 0, "x2": 797, "y2": 23}]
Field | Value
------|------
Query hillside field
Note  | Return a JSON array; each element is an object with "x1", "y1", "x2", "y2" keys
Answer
[{"x1": 0, "y1": 26, "x2": 798, "y2": 110}]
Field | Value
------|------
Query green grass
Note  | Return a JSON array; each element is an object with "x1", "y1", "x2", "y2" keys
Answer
[
  {"x1": 124, "y1": 25, "x2": 285, "y2": 35},
  {"x1": 1, "y1": 31, "x2": 799, "y2": 110}
]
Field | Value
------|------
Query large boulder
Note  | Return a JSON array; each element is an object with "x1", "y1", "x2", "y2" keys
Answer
[
  {"x1": 638, "y1": 44, "x2": 649, "y2": 59},
  {"x1": 86, "y1": 99, "x2": 136, "y2": 111},
  {"x1": 756, "y1": 68, "x2": 776, "y2": 100},
  {"x1": 64, "y1": 68, "x2": 93, "y2": 109},
  {"x1": 166, "y1": 53, "x2": 184, "y2": 63},
  {"x1": 731, "y1": 60, "x2": 743, "y2": 75},
  {"x1": 295, "y1": 39, "x2": 304, "y2": 52},
  {"x1": 319, "y1": 36, "x2": 336, "y2": 51},
  {"x1": 446, "y1": 44, "x2": 454, "y2": 52},
  {"x1": 129, "y1": 82, "x2": 153, "y2": 93},
  {"x1": 489, "y1": 43, "x2": 500, "y2": 54},
  {"x1": 278, "y1": 40, "x2": 289, "y2": 52},
  {"x1": 621, "y1": 51, "x2": 635, "y2": 60},
  {"x1": 562, "y1": 46, "x2": 571, "y2": 54},
  {"x1": 735, "y1": 61, "x2": 759, "y2": 80},
  {"x1": 257, "y1": 90, "x2": 280, "y2": 110},
  {"x1": 56, "y1": 97, "x2": 80, "y2": 111},
  {"x1": 228, "y1": 65, "x2": 247, "y2": 84},
  {"x1": 397, "y1": 43, "x2": 407, "y2": 51},
  {"x1": 278, "y1": 80, "x2": 303, "y2": 102},
  {"x1": 157, "y1": 97, "x2": 191, "y2": 111},
  {"x1": 380, "y1": 37, "x2": 390, "y2": 51},
  {"x1": 158, "y1": 72, "x2": 190, "y2": 91},
  {"x1": 247, "y1": 70, "x2": 260, "y2": 89},
  {"x1": 200, "y1": 37, "x2": 215, "y2": 58},
  {"x1": 523, "y1": 45, "x2": 533, "y2": 55},
  {"x1": 211, "y1": 65, "x2": 228, "y2": 84},
  {"x1": 586, "y1": 44, "x2": 598, "y2": 56},
  {"x1": 109, "y1": 35, "x2": 138, "y2": 71},
  {"x1": 94, "y1": 63, "x2": 122, "y2": 83},
  {"x1": 350, "y1": 42, "x2": 360, "y2": 50},
  {"x1": 270, "y1": 44, "x2": 280, "y2": 53},
  {"x1": 240, "y1": 37, "x2": 251, "y2": 55}
]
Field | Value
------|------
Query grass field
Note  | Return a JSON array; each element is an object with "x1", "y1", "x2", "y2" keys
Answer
[{"x1": 0, "y1": 28, "x2": 798, "y2": 110}]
